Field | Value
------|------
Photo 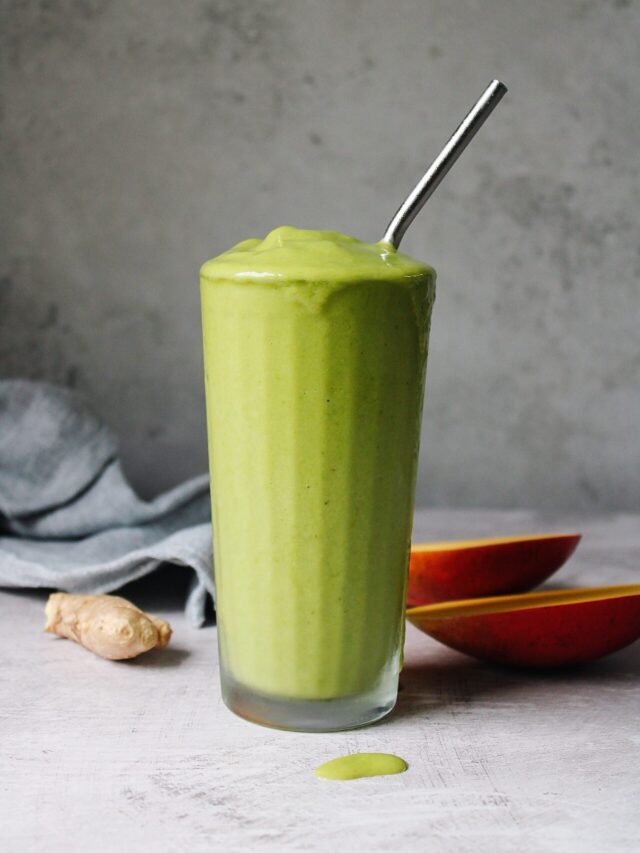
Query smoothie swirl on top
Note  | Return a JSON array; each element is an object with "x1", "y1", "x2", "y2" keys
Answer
[{"x1": 200, "y1": 226, "x2": 434, "y2": 285}]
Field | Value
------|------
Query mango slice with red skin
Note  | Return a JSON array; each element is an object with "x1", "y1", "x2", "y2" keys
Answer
[
  {"x1": 407, "y1": 586, "x2": 640, "y2": 668},
  {"x1": 407, "y1": 533, "x2": 581, "y2": 608}
]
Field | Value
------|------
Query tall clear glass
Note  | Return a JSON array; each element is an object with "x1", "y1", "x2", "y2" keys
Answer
[{"x1": 201, "y1": 241, "x2": 435, "y2": 731}]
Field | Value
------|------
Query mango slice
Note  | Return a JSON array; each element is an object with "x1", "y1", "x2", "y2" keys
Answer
[
  {"x1": 407, "y1": 533, "x2": 581, "y2": 607},
  {"x1": 407, "y1": 585, "x2": 640, "y2": 668}
]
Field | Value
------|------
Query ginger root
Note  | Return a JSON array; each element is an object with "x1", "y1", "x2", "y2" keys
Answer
[{"x1": 44, "y1": 593, "x2": 172, "y2": 660}]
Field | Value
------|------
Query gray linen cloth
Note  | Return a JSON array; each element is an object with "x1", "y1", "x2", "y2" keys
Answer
[{"x1": 0, "y1": 380, "x2": 214, "y2": 626}]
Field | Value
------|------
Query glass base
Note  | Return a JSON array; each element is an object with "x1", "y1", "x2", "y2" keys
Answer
[{"x1": 221, "y1": 669, "x2": 398, "y2": 733}]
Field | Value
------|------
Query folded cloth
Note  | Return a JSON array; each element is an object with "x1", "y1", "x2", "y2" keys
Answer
[{"x1": 0, "y1": 380, "x2": 214, "y2": 626}]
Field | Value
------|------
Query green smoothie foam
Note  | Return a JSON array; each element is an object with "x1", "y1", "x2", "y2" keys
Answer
[{"x1": 201, "y1": 226, "x2": 435, "y2": 705}]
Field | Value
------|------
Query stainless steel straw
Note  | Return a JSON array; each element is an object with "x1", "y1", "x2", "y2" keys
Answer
[{"x1": 382, "y1": 80, "x2": 507, "y2": 249}]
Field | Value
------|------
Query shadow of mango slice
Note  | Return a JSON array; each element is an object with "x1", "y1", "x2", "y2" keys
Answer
[
  {"x1": 407, "y1": 586, "x2": 640, "y2": 668},
  {"x1": 407, "y1": 533, "x2": 581, "y2": 607}
]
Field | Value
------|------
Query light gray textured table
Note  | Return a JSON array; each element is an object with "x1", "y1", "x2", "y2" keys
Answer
[{"x1": 2, "y1": 509, "x2": 639, "y2": 853}]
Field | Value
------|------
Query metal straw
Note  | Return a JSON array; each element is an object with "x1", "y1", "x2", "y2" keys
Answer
[{"x1": 381, "y1": 80, "x2": 507, "y2": 249}]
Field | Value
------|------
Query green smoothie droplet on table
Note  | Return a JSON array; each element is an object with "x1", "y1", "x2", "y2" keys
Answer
[{"x1": 315, "y1": 753, "x2": 408, "y2": 781}]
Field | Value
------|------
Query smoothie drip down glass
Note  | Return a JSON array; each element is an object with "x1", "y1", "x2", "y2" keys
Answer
[{"x1": 200, "y1": 226, "x2": 435, "y2": 731}]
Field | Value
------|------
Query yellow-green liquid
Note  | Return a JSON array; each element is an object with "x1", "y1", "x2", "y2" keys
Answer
[
  {"x1": 201, "y1": 227, "x2": 435, "y2": 703},
  {"x1": 315, "y1": 753, "x2": 408, "y2": 781}
]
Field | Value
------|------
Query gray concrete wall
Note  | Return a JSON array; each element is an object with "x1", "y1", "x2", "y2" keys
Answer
[{"x1": 1, "y1": 0, "x2": 638, "y2": 510}]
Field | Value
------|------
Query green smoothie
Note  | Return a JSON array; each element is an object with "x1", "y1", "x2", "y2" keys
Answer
[{"x1": 200, "y1": 226, "x2": 435, "y2": 730}]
